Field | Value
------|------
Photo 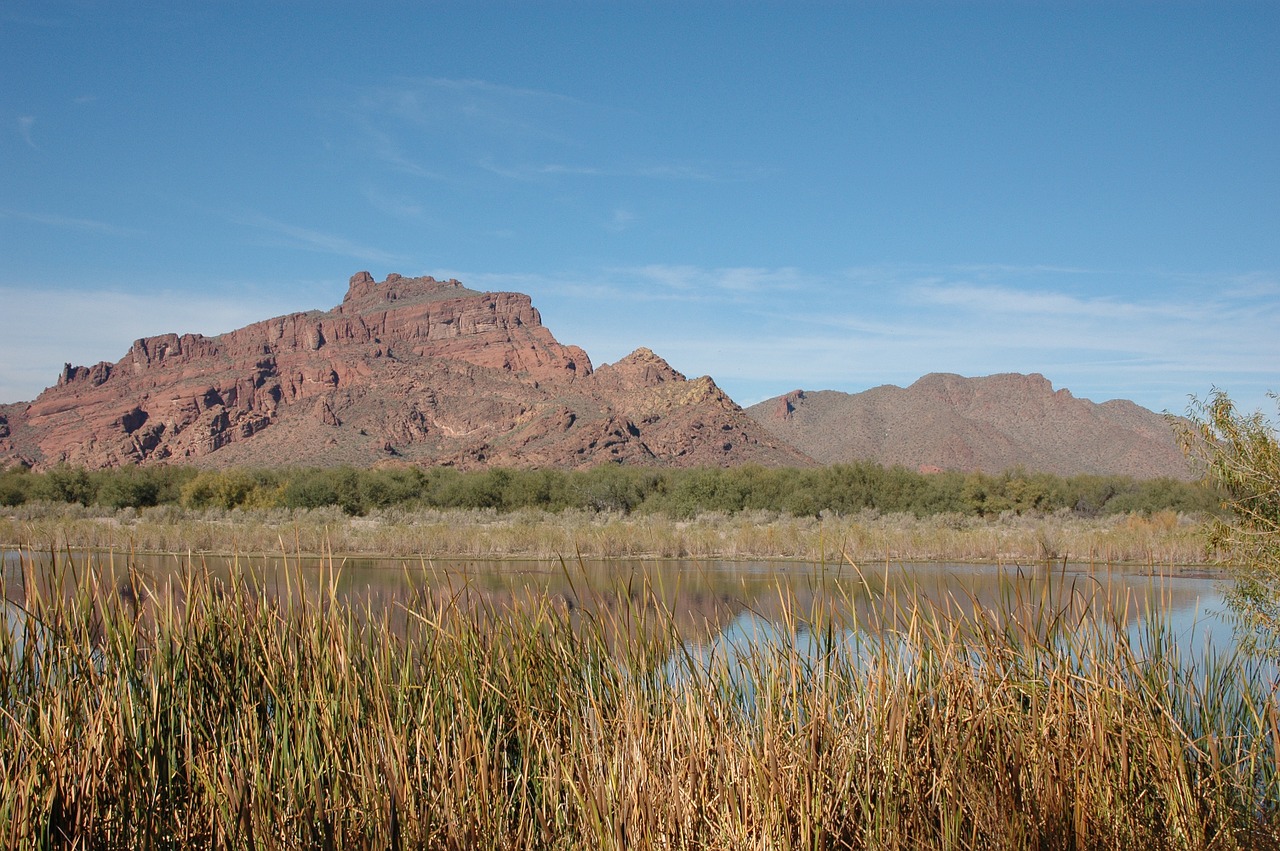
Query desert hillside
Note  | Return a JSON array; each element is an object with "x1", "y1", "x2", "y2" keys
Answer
[{"x1": 746, "y1": 373, "x2": 1191, "y2": 480}]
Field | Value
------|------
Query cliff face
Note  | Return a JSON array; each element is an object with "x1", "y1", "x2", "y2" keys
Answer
[
  {"x1": 746, "y1": 373, "x2": 1193, "y2": 480},
  {"x1": 0, "y1": 272, "x2": 808, "y2": 471}
]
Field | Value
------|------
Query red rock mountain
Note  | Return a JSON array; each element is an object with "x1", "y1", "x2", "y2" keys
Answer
[
  {"x1": 746, "y1": 373, "x2": 1192, "y2": 480},
  {"x1": 0, "y1": 272, "x2": 809, "y2": 471}
]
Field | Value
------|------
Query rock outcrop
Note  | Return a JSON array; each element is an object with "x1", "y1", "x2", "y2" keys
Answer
[
  {"x1": 0, "y1": 272, "x2": 809, "y2": 471},
  {"x1": 746, "y1": 373, "x2": 1192, "y2": 480}
]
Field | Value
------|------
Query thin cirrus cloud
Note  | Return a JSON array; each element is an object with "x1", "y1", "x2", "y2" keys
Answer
[
  {"x1": 500, "y1": 261, "x2": 1279, "y2": 413},
  {"x1": 235, "y1": 213, "x2": 406, "y2": 267},
  {"x1": 479, "y1": 161, "x2": 723, "y2": 182},
  {"x1": 360, "y1": 186, "x2": 425, "y2": 220},
  {"x1": 346, "y1": 77, "x2": 747, "y2": 187},
  {"x1": 0, "y1": 207, "x2": 140, "y2": 236},
  {"x1": 610, "y1": 264, "x2": 812, "y2": 296},
  {"x1": 605, "y1": 208, "x2": 635, "y2": 233},
  {"x1": 909, "y1": 282, "x2": 1205, "y2": 323},
  {"x1": 791, "y1": 277, "x2": 1265, "y2": 363},
  {"x1": 349, "y1": 77, "x2": 584, "y2": 163},
  {"x1": 17, "y1": 115, "x2": 37, "y2": 149}
]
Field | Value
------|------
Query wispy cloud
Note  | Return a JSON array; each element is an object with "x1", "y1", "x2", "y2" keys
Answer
[
  {"x1": 605, "y1": 208, "x2": 635, "y2": 233},
  {"x1": 478, "y1": 160, "x2": 725, "y2": 182},
  {"x1": 361, "y1": 186, "x2": 424, "y2": 219},
  {"x1": 236, "y1": 214, "x2": 406, "y2": 266},
  {"x1": 342, "y1": 77, "x2": 759, "y2": 188},
  {"x1": 906, "y1": 282, "x2": 1208, "y2": 324},
  {"x1": 0, "y1": 207, "x2": 139, "y2": 236},
  {"x1": 374, "y1": 76, "x2": 583, "y2": 139},
  {"x1": 464, "y1": 261, "x2": 1280, "y2": 414},
  {"x1": 616, "y1": 264, "x2": 812, "y2": 296},
  {"x1": 16, "y1": 116, "x2": 37, "y2": 149},
  {"x1": 355, "y1": 122, "x2": 449, "y2": 180}
]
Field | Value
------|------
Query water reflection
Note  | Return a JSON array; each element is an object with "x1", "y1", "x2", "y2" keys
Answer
[{"x1": 3, "y1": 549, "x2": 1237, "y2": 669}]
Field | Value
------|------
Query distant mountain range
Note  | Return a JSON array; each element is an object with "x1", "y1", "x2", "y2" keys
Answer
[
  {"x1": 0, "y1": 271, "x2": 1191, "y2": 479},
  {"x1": 745, "y1": 375, "x2": 1190, "y2": 480}
]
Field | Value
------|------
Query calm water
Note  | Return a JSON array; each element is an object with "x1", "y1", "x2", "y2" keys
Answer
[{"x1": 3, "y1": 550, "x2": 1238, "y2": 660}]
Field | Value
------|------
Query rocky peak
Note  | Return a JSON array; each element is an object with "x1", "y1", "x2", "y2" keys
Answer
[
  {"x1": 340, "y1": 271, "x2": 476, "y2": 315},
  {"x1": 58, "y1": 361, "x2": 114, "y2": 388},
  {"x1": 592, "y1": 348, "x2": 686, "y2": 393},
  {"x1": 773, "y1": 389, "x2": 805, "y2": 420},
  {"x1": 0, "y1": 265, "x2": 813, "y2": 473}
]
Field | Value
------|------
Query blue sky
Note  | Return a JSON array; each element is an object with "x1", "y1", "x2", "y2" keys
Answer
[{"x1": 2, "y1": 2, "x2": 1277, "y2": 418}]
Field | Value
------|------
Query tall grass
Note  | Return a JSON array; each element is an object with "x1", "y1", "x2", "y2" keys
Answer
[
  {"x1": 0, "y1": 503, "x2": 1209, "y2": 565},
  {"x1": 1, "y1": 547, "x2": 1276, "y2": 849}
]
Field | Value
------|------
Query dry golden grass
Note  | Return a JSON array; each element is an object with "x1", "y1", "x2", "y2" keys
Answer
[
  {"x1": 1, "y1": 546, "x2": 1276, "y2": 849},
  {"x1": 1, "y1": 504, "x2": 1210, "y2": 566}
]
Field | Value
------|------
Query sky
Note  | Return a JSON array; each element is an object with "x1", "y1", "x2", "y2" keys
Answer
[{"x1": 2, "y1": 1, "x2": 1277, "y2": 419}]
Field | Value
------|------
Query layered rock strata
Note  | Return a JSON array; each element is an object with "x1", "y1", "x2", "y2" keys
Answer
[{"x1": 0, "y1": 272, "x2": 808, "y2": 471}]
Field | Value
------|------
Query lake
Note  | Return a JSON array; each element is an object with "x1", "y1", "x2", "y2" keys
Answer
[{"x1": 3, "y1": 550, "x2": 1239, "y2": 665}]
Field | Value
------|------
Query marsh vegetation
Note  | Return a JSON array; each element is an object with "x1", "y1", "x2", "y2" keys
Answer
[
  {"x1": 2, "y1": 548, "x2": 1276, "y2": 849},
  {"x1": 1, "y1": 501, "x2": 1208, "y2": 567}
]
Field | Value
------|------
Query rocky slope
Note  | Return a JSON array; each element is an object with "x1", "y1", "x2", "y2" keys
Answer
[
  {"x1": 746, "y1": 373, "x2": 1192, "y2": 480},
  {"x1": 0, "y1": 272, "x2": 809, "y2": 471}
]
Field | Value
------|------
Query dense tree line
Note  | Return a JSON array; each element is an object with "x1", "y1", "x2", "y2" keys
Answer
[{"x1": 0, "y1": 461, "x2": 1216, "y2": 519}]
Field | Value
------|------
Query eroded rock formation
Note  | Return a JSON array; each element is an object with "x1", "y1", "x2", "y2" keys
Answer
[{"x1": 0, "y1": 272, "x2": 808, "y2": 471}]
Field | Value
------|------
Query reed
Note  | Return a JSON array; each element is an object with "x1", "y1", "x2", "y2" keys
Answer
[
  {"x1": 0, "y1": 503, "x2": 1210, "y2": 566},
  {"x1": 1, "y1": 546, "x2": 1275, "y2": 849}
]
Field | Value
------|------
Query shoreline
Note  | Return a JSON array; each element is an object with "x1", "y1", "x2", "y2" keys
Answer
[{"x1": 2, "y1": 502, "x2": 1216, "y2": 568}]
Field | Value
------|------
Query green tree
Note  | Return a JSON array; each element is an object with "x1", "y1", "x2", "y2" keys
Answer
[
  {"x1": 95, "y1": 467, "x2": 160, "y2": 509},
  {"x1": 574, "y1": 465, "x2": 645, "y2": 513},
  {"x1": 182, "y1": 469, "x2": 282, "y2": 510},
  {"x1": 0, "y1": 465, "x2": 31, "y2": 506},
  {"x1": 1179, "y1": 390, "x2": 1280, "y2": 658},
  {"x1": 35, "y1": 464, "x2": 96, "y2": 505}
]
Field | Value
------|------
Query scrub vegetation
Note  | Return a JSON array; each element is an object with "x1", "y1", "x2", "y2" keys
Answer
[
  {"x1": 0, "y1": 461, "x2": 1213, "y2": 519},
  {"x1": 1180, "y1": 390, "x2": 1280, "y2": 658},
  {"x1": 0, "y1": 461, "x2": 1217, "y2": 565}
]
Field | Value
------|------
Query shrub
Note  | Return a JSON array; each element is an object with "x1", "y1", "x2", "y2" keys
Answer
[
  {"x1": 181, "y1": 469, "x2": 282, "y2": 510},
  {"x1": 0, "y1": 466, "x2": 31, "y2": 507},
  {"x1": 1179, "y1": 390, "x2": 1280, "y2": 658},
  {"x1": 33, "y1": 464, "x2": 95, "y2": 505},
  {"x1": 95, "y1": 467, "x2": 160, "y2": 509}
]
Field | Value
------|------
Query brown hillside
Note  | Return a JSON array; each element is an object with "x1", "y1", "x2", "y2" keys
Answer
[
  {"x1": 0, "y1": 272, "x2": 809, "y2": 471},
  {"x1": 746, "y1": 373, "x2": 1192, "y2": 480}
]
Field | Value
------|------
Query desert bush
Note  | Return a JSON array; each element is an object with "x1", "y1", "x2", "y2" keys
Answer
[
  {"x1": 358, "y1": 465, "x2": 429, "y2": 509},
  {"x1": 6, "y1": 461, "x2": 1218, "y2": 526},
  {"x1": 92, "y1": 466, "x2": 161, "y2": 509},
  {"x1": 181, "y1": 468, "x2": 283, "y2": 510},
  {"x1": 32, "y1": 464, "x2": 96, "y2": 505},
  {"x1": 1179, "y1": 390, "x2": 1280, "y2": 658},
  {"x1": 282, "y1": 466, "x2": 363, "y2": 515},
  {"x1": 0, "y1": 466, "x2": 31, "y2": 507}
]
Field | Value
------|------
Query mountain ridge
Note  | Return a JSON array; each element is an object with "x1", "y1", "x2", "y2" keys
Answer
[
  {"x1": 0, "y1": 272, "x2": 1191, "y2": 479},
  {"x1": 0, "y1": 272, "x2": 807, "y2": 471},
  {"x1": 745, "y1": 372, "x2": 1191, "y2": 480}
]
